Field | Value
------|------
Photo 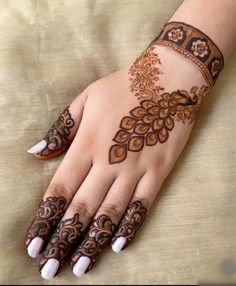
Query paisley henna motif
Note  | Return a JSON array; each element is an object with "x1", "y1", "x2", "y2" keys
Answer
[
  {"x1": 109, "y1": 36, "x2": 210, "y2": 164},
  {"x1": 38, "y1": 214, "x2": 83, "y2": 270},
  {"x1": 71, "y1": 214, "x2": 115, "y2": 272},
  {"x1": 24, "y1": 196, "x2": 66, "y2": 247},
  {"x1": 39, "y1": 106, "x2": 75, "y2": 156},
  {"x1": 111, "y1": 201, "x2": 147, "y2": 250}
]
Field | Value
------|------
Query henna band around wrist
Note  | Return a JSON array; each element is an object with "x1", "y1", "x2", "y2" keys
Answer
[{"x1": 155, "y1": 21, "x2": 224, "y2": 87}]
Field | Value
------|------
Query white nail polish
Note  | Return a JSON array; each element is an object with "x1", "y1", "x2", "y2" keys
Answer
[
  {"x1": 41, "y1": 258, "x2": 60, "y2": 280},
  {"x1": 73, "y1": 256, "x2": 91, "y2": 277},
  {"x1": 112, "y1": 237, "x2": 127, "y2": 253},
  {"x1": 27, "y1": 237, "x2": 44, "y2": 258},
  {"x1": 27, "y1": 139, "x2": 47, "y2": 154}
]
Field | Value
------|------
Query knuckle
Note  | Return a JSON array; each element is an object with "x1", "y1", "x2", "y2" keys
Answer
[
  {"x1": 47, "y1": 182, "x2": 74, "y2": 199},
  {"x1": 99, "y1": 203, "x2": 123, "y2": 220},
  {"x1": 70, "y1": 201, "x2": 95, "y2": 222}
]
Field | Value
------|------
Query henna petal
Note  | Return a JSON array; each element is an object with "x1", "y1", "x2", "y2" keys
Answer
[
  {"x1": 159, "y1": 108, "x2": 169, "y2": 118},
  {"x1": 165, "y1": 117, "x2": 174, "y2": 130},
  {"x1": 130, "y1": 106, "x2": 147, "y2": 118},
  {"x1": 113, "y1": 130, "x2": 131, "y2": 144},
  {"x1": 153, "y1": 118, "x2": 164, "y2": 130},
  {"x1": 140, "y1": 100, "x2": 156, "y2": 109},
  {"x1": 147, "y1": 106, "x2": 160, "y2": 115},
  {"x1": 109, "y1": 144, "x2": 127, "y2": 164},
  {"x1": 162, "y1": 92, "x2": 171, "y2": 101},
  {"x1": 158, "y1": 127, "x2": 169, "y2": 143},
  {"x1": 128, "y1": 136, "x2": 144, "y2": 152},
  {"x1": 120, "y1": 116, "x2": 137, "y2": 130},
  {"x1": 134, "y1": 123, "x2": 150, "y2": 135},
  {"x1": 142, "y1": 114, "x2": 158, "y2": 124},
  {"x1": 159, "y1": 99, "x2": 168, "y2": 108},
  {"x1": 146, "y1": 132, "x2": 158, "y2": 146}
]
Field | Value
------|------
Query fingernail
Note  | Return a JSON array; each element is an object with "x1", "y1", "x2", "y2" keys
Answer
[
  {"x1": 73, "y1": 256, "x2": 91, "y2": 277},
  {"x1": 27, "y1": 139, "x2": 47, "y2": 154},
  {"x1": 112, "y1": 237, "x2": 127, "y2": 253},
  {"x1": 41, "y1": 258, "x2": 60, "y2": 280},
  {"x1": 27, "y1": 237, "x2": 44, "y2": 258}
]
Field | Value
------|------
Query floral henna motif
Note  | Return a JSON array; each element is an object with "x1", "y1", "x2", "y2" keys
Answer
[
  {"x1": 129, "y1": 43, "x2": 163, "y2": 101},
  {"x1": 39, "y1": 106, "x2": 75, "y2": 156},
  {"x1": 111, "y1": 201, "x2": 147, "y2": 250},
  {"x1": 24, "y1": 196, "x2": 66, "y2": 248},
  {"x1": 71, "y1": 214, "x2": 115, "y2": 272},
  {"x1": 109, "y1": 31, "x2": 210, "y2": 164},
  {"x1": 38, "y1": 214, "x2": 83, "y2": 270}
]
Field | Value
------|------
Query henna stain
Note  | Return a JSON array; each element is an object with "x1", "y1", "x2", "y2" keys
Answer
[
  {"x1": 71, "y1": 214, "x2": 115, "y2": 272},
  {"x1": 109, "y1": 34, "x2": 210, "y2": 164},
  {"x1": 112, "y1": 201, "x2": 147, "y2": 250},
  {"x1": 25, "y1": 196, "x2": 66, "y2": 248},
  {"x1": 39, "y1": 106, "x2": 75, "y2": 156},
  {"x1": 38, "y1": 214, "x2": 83, "y2": 270}
]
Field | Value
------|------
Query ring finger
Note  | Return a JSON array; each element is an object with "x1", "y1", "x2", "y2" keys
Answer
[{"x1": 71, "y1": 172, "x2": 142, "y2": 277}]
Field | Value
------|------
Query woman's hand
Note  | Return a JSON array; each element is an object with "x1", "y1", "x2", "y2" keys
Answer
[{"x1": 24, "y1": 35, "x2": 210, "y2": 279}]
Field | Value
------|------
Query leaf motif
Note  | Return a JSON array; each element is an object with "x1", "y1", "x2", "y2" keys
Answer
[
  {"x1": 165, "y1": 117, "x2": 174, "y2": 130},
  {"x1": 146, "y1": 132, "x2": 158, "y2": 146},
  {"x1": 147, "y1": 106, "x2": 160, "y2": 115},
  {"x1": 140, "y1": 100, "x2": 156, "y2": 109},
  {"x1": 142, "y1": 114, "x2": 158, "y2": 124},
  {"x1": 128, "y1": 136, "x2": 144, "y2": 151},
  {"x1": 153, "y1": 118, "x2": 164, "y2": 130},
  {"x1": 159, "y1": 99, "x2": 168, "y2": 108},
  {"x1": 158, "y1": 128, "x2": 169, "y2": 143},
  {"x1": 130, "y1": 107, "x2": 147, "y2": 118},
  {"x1": 134, "y1": 123, "x2": 150, "y2": 135},
  {"x1": 159, "y1": 108, "x2": 169, "y2": 118},
  {"x1": 109, "y1": 144, "x2": 127, "y2": 164},
  {"x1": 120, "y1": 116, "x2": 137, "y2": 130},
  {"x1": 113, "y1": 130, "x2": 131, "y2": 143}
]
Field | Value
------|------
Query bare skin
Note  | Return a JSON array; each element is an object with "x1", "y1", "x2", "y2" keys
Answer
[{"x1": 24, "y1": 0, "x2": 236, "y2": 280}]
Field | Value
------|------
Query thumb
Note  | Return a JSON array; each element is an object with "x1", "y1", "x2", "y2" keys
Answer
[{"x1": 27, "y1": 91, "x2": 87, "y2": 160}]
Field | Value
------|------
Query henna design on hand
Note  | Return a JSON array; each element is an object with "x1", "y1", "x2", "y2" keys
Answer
[
  {"x1": 71, "y1": 214, "x2": 115, "y2": 272},
  {"x1": 39, "y1": 106, "x2": 75, "y2": 156},
  {"x1": 24, "y1": 196, "x2": 66, "y2": 247},
  {"x1": 109, "y1": 39, "x2": 210, "y2": 164},
  {"x1": 111, "y1": 201, "x2": 147, "y2": 250},
  {"x1": 38, "y1": 214, "x2": 83, "y2": 270}
]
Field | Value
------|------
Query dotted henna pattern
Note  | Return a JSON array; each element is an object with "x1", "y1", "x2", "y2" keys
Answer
[
  {"x1": 109, "y1": 39, "x2": 209, "y2": 164},
  {"x1": 39, "y1": 106, "x2": 75, "y2": 156},
  {"x1": 71, "y1": 214, "x2": 115, "y2": 272},
  {"x1": 38, "y1": 214, "x2": 83, "y2": 270},
  {"x1": 112, "y1": 201, "x2": 147, "y2": 249},
  {"x1": 24, "y1": 196, "x2": 66, "y2": 247}
]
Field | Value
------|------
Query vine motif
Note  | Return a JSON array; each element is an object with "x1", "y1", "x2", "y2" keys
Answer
[
  {"x1": 38, "y1": 214, "x2": 83, "y2": 270},
  {"x1": 24, "y1": 196, "x2": 66, "y2": 247},
  {"x1": 40, "y1": 106, "x2": 75, "y2": 155},
  {"x1": 71, "y1": 214, "x2": 115, "y2": 272},
  {"x1": 112, "y1": 201, "x2": 147, "y2": 249}
]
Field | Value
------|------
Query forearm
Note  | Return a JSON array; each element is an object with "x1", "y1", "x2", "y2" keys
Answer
[{"x1": 170, "y1": 0, "x2": 236, "y2": 61}]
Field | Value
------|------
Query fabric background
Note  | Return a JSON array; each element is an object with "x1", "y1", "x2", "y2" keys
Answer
[{"x1": 0, "y1": 0, "x2": 235, "y2": 284}]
